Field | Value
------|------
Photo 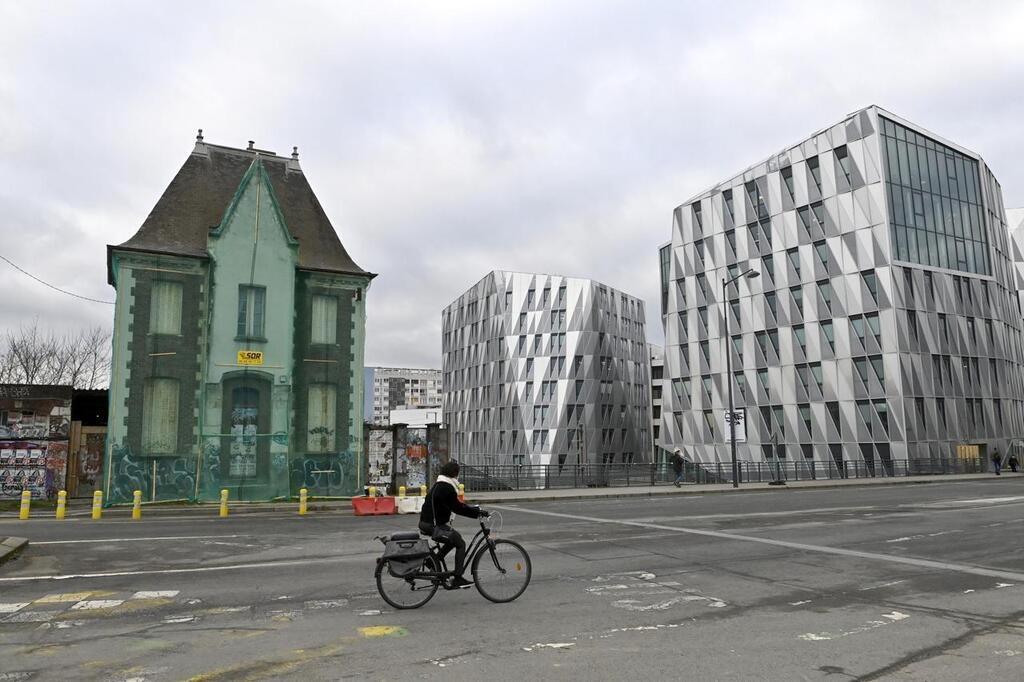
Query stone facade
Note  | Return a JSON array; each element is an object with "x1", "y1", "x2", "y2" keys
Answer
[{"x1": 104, "y1": 137, "x2": 373, "y2": 503}]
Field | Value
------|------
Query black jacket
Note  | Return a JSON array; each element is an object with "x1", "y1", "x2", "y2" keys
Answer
[{"x1": 419, "y1": 480, "x2": 481, "y2": 528}]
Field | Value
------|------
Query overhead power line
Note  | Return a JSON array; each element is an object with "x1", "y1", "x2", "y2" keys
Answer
[{"x1": 0, "y1": 253, "x2": 115, "y2": 305}]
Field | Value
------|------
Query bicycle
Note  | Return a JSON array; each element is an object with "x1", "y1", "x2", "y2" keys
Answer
[{"x1": 374, "y1": 512, "x2": 531, "y2": 609}]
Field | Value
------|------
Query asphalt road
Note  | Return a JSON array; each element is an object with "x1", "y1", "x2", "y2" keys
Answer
[{"x1": 1, "y1": 478, "x2": 1023, "y2": 680}]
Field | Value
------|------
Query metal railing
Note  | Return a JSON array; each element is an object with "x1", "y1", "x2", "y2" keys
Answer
[{"x1": 456, "y1": 457, "x2": 989, "y2": 492}]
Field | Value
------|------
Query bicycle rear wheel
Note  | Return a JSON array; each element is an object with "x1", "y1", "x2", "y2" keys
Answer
[
  {"x1": 471, "y1": 539, "x2": 531, "y2": 603},
  {"x1": 376, "y1": 555, "x2": 440, "y2": 610}
]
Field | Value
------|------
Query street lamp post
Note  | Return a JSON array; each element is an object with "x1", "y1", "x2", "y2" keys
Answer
[{"x1": 723, "y1": 267, "x2": 760, "y2": 488}]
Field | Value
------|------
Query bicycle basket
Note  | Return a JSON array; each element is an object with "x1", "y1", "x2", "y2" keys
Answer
[{"x1": 381, "y1": 538, "x2": 430, "y2": 577}]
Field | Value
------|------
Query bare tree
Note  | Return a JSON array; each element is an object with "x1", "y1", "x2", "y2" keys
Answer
[{"x1": 0, "y1": 321, "x2": 111, "y2": 389}]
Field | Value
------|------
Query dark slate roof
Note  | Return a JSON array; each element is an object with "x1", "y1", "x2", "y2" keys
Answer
[{"x1": 109, "y1": 141, "x2": 372, "y2": 283}]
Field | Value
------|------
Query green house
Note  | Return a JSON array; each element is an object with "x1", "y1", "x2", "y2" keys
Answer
[{"x1": 104, "y1": 134, "x2": 374, "y2": 503}]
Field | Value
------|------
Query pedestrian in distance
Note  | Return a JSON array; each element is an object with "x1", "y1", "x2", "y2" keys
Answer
[
  {"x1": 992, "y1": 449, "x2": 1002, "y2": 476},
  {"x1": 670, "y1": 448, "x2": 685, "y2": 488},
  {"x1": 1008, "y1": 452, "x2": 1019, "y2": 473}
]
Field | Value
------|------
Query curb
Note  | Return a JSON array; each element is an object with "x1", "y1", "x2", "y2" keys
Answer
[
  {"x1": 0, "y1": 537, "x2": 28, "y2": 566},
  {"x1": 472, "y1": 473, "x2": 1023, "y2": 504}
]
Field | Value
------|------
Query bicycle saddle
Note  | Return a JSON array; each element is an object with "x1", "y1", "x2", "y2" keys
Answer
[{"x1": 387, "y1": 531, "x2": 421, "y2": 541}]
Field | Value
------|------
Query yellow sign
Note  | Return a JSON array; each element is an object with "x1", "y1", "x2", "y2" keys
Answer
[{"x1": 237, "y1": 350, "x2": 264, "y2": 366}]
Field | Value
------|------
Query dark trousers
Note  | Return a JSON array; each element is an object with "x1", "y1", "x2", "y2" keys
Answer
[{"x1": 419, "y1": 522, "x2": 468, "y2": 575}]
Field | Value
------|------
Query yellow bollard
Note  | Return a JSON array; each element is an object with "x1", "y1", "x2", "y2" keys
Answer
[
  {"x1": 219, "y1": 489, "x2": 229, "y2": 517},
  {"x1": 398, "y1": 485, "x2": 406, "y2": 498},
  {"x1": 299, "y1": 488, "x2": 308, "y2": 516},
  {"x1": 132, "y1": 490, "x2": 142, "y2": 520},
  {"x1": 56, "y1": 490, "x2": 67, "y2": 520},
  {"x1": 18, "y1": 490, "x2": 31, "y2": 520},
  {"x1": 368, "y1": 486, "x2": 377, "y2": 498},
  {"x1": 92, "y1": 490, "x2": 103, "y2": 520},
  {"x1": 420, "y1": 484, "x2": 427, "y2": 497}
]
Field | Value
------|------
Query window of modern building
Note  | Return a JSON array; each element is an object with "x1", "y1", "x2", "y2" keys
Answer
[
  {"x1": 793, "y1": 324, "x2": 806, "y2": 354},
  {"x1": 692, "y1": 202, "x2": 703, "y2": 233},
  {"x1": 766, "y1": 291, "x2": 777, "y2": 318},
  {"x1": 723, "y1": 189, "x2": 734, "y2": 222},
  {"x1": 807, "y1": 156, "x2": 822, "y2": 194},
  {"x1": 527, "y1": 288, "x2": 535, "y2": 307},
  {"x1": 782, "y1": 165, "x2": 795, "y2": 201},
  {"x1": 748, "y1": 223, "x2": 761, "y2": 251},
  {"x1": 866, "y1": 313, "x2": 881, "y2": 345},
  {"x1": 799, "y1": 404, "x2": 812, "y2": 434},
  {"x1": 307, "y1": 383, "x2": 337, "y2": 452},
  {"x1": 821, "y1": 320, "x2": 835, "y2": 351},
  {"x1": 818, "y1": 279, "x2": 832, "y2": 312},
  {"x1": 659, "y1": 245, "x2": 671, "y2": 315},
  {"x1": 861, "y1": 270, "x2": 878, "y2": 304},
  {"x1": 762, "y1": 254, "x2": 774, "y2": 281},
  {"x1": 880, "y1": 116, "x2": 989, "y2": 274},
  {"x1": 814, "y1": 240, "x2": 829, "y2": 270},
  {"x1": 757, "y1": 368, "x2": 770, "y2": 398},
  {"x1": 834, "y1": 145, "x2": 853, "y2": 190},
  {"x1": 726, "y1": 229, "x2": 736, "y2": 253},
  {"x1": 852, "y1": 317, "x2": 866, "y2": 346},
  {"x1": 787, "y1": 248, "x2": 801, "y2": 277},
  {"x1": 237, "y1": 285, "x2": 266, "y2": 339},
  {"x1": 791, "y1": 285, "x2": 803, "y2": 316},
  {"x1": 703, "y1": 410, "x2": 715, "y2": 437},
  {"x1": 827, "y1": 401, "x2": 841, "y2": 432},
  {"x1": 150, "y1": 280, "x2": 183, "y2": 335},
  {"x1": 142, "y1": 377, "x2": 179, "y2": 455},
  {"x1": 735, "y1": 371, "x2": 746, "y2": 399},
  {"x1": 810, "y1": 362, "x2": 823, "y2": 391},
  {"x1": 915, "y1": 397, "x2": 927, "y2": 431},
  {"x1": 311, "y1": 294, "x2": 338, "y2": 345},
  {"x1": 731, "y1": 334, "x2": 743, "y2": 361}
]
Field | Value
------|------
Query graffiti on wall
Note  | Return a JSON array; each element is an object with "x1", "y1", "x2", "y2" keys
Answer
[
  {"x1": 367, "y1": 429, "x2": 393, "y2": 488},
  {"x1": 397, "y1": 427, "x2": 429, "y2": 489},
  {"x1": 290, "y1": 450, "x2": 356, "y2": 497},
  {"x1": 0, "y1": 393, "x2": 71, "y2": 499}
]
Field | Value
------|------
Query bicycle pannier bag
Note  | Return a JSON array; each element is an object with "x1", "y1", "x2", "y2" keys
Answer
[{"x1": 382, "y1": 537, "x2": 430, "y2": 577}]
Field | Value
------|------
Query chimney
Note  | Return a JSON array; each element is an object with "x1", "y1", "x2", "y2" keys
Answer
[
  {"x1": 192, "y1": 128, "x2": 209, "y2": 157},
  {"x1": 287, "y1": 145, "x2": 302, "y2": 173},
  {"x1": 247, "y1": 140, "x2": 255, "y2": 151}
]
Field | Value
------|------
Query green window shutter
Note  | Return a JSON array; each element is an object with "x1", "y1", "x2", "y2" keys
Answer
[
  {"x1": 307, "y1": 383, "x2": 337, "y2": 453},
  {"x1": 311, "y1": 295, "x2": 338, "y2": 344},
  {"x1": 150, "y1": 281, "x2": 183, "y2": 335},
  {"x1": 142, "y1": 378, "x2": 179, "y2": 455}
]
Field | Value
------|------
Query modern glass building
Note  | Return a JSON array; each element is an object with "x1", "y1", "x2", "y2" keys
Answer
[
  {"x1": 659, "y1": 106, "x2": 1024, "y2": 470},
  {"x1": 442, "y1": 271, "x2": 651, "y2": 467}
]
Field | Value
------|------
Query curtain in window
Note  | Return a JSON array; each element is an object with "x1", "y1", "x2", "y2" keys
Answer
[
  {"x1": 150, "y1": 281, "x2": 183, "y2": 335},
  {"x1": 238, "y1": 286, "x2": 266, "y2": 338},
  {"x1": 311, "y1": 295, "x2": 338, "y2": 344},
  {"x1": 307, "y1": 383, "x2": 337, "y2": 453},
  {"x1": 142, "y1": 378, "x2": 179, "y2": 454}
]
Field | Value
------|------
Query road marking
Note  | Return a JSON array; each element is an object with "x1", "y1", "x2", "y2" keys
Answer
[
  {"x1": 799, "y1": 611, "x2": 910, "y2": 642},
  {"x1": 35, "y1": 592, "x2": 94, "y2": 603},
  {"x1": 358, "y1": 625, "x2": 406, "y2": 637},
  {"x1": 0, "y1": 603, "x2": 29, "y2": 613},
  {"x1": 71, "y1": 599, "x2": 124, "y2": 610},
  {"x1": 918, "y1": 495, "x2": 1024, "y2": 507},
  {"x1": 32, "y1": 535, "x2": 246, "y2": 545},
  {"x1": 0, "y1": 553, "x2": 373, "y2": 583},
  {"x1": 132, "y1": 591, "x2": 180, "y2": 599},
  {"x1": 496, "y1": 505, "x2": 1024, "y2": 583}
]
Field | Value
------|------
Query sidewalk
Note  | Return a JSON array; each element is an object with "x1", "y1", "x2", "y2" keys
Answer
[
  {"x1": 0, "y1": 536, "x2": 29, "y2": 565},
  {"x1": 3, "y1": 472, "x2": 1019, "y2": 520}
]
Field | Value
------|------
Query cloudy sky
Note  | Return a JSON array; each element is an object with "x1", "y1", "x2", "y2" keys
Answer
[{"x1": 2, "y1": 0, "x2": 1023, "y2": 370}]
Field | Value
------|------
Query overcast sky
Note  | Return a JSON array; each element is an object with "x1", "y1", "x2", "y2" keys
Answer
[{"x1": 2, "y1": 0, "x2": 1023, "y2": 371}]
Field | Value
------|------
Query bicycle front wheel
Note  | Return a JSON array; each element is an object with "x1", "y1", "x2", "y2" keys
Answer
[
  {"x1": 472, "y1": 539, "x2": 531, "y2": 603},
  {"x1": 375, "y1": 555, "x2": 440, "y2": 610}
]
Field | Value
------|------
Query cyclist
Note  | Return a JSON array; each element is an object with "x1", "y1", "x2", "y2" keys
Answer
[{"x1": 419, "y1": 460, "x2": 487, "y2": 589}]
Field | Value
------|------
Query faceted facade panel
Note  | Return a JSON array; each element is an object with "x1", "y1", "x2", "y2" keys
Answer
[
  {"x1": 660, "y1": 106, "x2": 1024, "y2": 469},
  {"x1": 442, "y1": 271, "x2": 651, "y2": 467}
]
